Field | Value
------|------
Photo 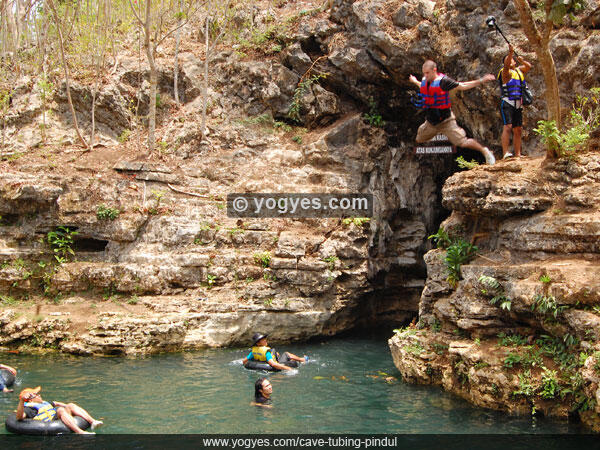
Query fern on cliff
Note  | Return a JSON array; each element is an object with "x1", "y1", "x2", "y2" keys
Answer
[{"x1": 445, "y1": 239, "x2": 477, "y2": 288}]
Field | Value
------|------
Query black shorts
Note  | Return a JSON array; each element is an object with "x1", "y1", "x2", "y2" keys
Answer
[{"x1": 500, "y1": 101, "x2": 523, "y2": 127}]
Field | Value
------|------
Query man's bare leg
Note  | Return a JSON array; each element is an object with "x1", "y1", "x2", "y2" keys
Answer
[
  {"x1": 284, "y1": 352, "x2": 308, "y2": 362},
  {"x1": 513, "y1": 126, "x2": 522, "y2": 157},
  {"x1": 56, "y1": 407, "x2": 93, "y2": 434},
  {"x1": 502, "y1": 124, "x2": 513, "y2": 156},
  {"x1": 64, "y1": 403, "x2": 103, "y2": 430}
]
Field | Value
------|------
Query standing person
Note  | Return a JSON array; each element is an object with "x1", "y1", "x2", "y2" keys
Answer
[
  {"x1": 16, "y1": 386, "x2": 103, "y2": 434},
  {"x1": 251, "y1": 377, "x2": 273, "y2": 407},
  {"x1": 498, "y1": 44, "x2": 532, "y2": 159},
  {"x1": 242, "y1": 333, "x2": 308, "y2": 372},
  {"x1": 409, "y1": 60, "x2": 497, "y2": 165},
  {"x1": 0, "y1": 363, "x2": 17, "y2": 392}
]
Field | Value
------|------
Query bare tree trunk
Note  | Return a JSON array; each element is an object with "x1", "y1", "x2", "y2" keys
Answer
[
  {"x1": 513, "y1": 0, "x2": 561, "y2": 158},
  {"x1": 174, "y1": 0, "x2": 181, "y2": 104},
  {"x1": 145, "y1": 0, "x2": 156, "y2": 152},
  {"x1": 47, "y1": 0, "x2": 89, "y2": 149},
  {"x1": 201, "y1": 10, "x2": 208, "y2": 137}
]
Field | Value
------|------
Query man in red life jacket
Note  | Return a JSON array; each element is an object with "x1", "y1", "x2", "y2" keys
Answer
[
  {"x1": 499, "y1": 44, "x2": 532, "y2": 159},
  {"x1": 409, "y1": 60, "x2": 496, "y2": 165}
]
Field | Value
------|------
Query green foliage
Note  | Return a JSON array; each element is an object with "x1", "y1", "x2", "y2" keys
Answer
[
  {"x1": 47, "y1": 226, "x2": 78, "y2": 264},
  {"x1": 497, "y1": 332, "x2": 528, "y2": 347},
  {"x1": 393, "y1": 326, "x2": 417, "y2": 337},
  {"x1": 263, "y1": 297, "x2": 274, "y2": 307},
  {"x1": 513, "y1": 370, "x2": 536, "y2": 397},
  {"x1": 504, "y1": 351, "x2": 522, "y2": 368},
  {"x1": 432, "y1": 343, "x2": 448, "y2": 355},
  {"x1": 288, "y1": 73, "x2": 327, "y2": 123},
  {"x1": 430, "y1": 318, "x2": 441, "y2": 333},
  {"x1": 342, "y1": 217, "x2": 371, "y2": 227},
  {"x1": 540, "y1": 367, "x2": 560, "y2": 399},
  {"x1": 478, "y1": 275, "x2": 512, "y2": 310},
  {"x1": 456, "y1": 156, "x2": 480, "y2": 169},
  {"x1": 227, "y1": 227, "x2": 244, "y2": 237},
  {"x1": 127, "y1": 295, "x2": 139, "y2": 305},
  {"x1": 118, "y1": 129, "x2": 131, "y2": 143},
  {"x1": 536, "y1": 334, "x2": 579, "y2": 371},
  {"x1": 253, "y1": 251, "x2": 271, "y2": 268},
  {"x1": 97, "y1": 204, "x2": 120, "y2": 220},
  {"x1": 292, "y1": 135, "x2": 302, "y2": 144},
  {"x1": 445, "y1": 239, "x2": 477, "y2": 287},
  {"x1": 503, "y1": 345, "x2": 543, "y2": 369},
  {"x1": 428, "y1": 227, "x2": 452, "y2": 249},
  {"x1": 547, "y1": 0, "x2": 586, "y2": 24},
  {"x1": 539, "y1": 274, "x2": 552, "y2": 284},
  {"x1": 363, "y1": 97, "x2": 385, "y2": 127},
  {"x1": 36, "y1": 76, "x2": 55, "y2": 103},
  {"x1": 206, "y1": 274, "x2": 216, "y2": 289},
  {"x1": 403, "y1": 342, "x2": 425, "y2": 355},
  {"x1": 0, "y1": 294, "x2": 18, "y2": 305},
  {"x1": 531, "y1": 294, "x2": 568, "y2": 319},
  {"x1": 322, "y1": 255, "x2": 339, "y2": 270},
  {"x1": 534, "y1": 87, "x2": 600, "y2": 159}
]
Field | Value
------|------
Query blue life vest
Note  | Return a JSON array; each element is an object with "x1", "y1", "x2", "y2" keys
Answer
[
  {"x1": 498, "y1": 68, "x2": 525, "y2": 102},
  {"x1": 24, "y1": 401, "x2": 57, "y2": 422}
]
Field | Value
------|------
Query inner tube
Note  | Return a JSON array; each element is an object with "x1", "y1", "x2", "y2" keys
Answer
[
  {"x1": 0, "y1": 369, "x2": 15, "y2": 388},
  {"x1": 5, "y1": 413, "x2": 91, "y2": 435},
  {"x1": 244, "y1": 360, "x2": 299, "y2": 371}
]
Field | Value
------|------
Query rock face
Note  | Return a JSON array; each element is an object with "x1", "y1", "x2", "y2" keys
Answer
[
  {"x1": 0, "y1": 0, "x2": 598, "y2": 406},
  {"x1": 389, "y1": 155, "x2": 600, "y2": 431}
]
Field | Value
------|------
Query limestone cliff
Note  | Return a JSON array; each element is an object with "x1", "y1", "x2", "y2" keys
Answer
[
  {"x1": 389, "y1": 155, "x2": 600, "y2": 431},
  {"x1": 0, "y1": 0, "x2": 598, "y2": 372}
]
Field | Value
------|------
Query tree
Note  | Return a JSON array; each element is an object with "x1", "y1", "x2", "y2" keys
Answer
[
  {"x1": 47, "y1": 0, "x2": 89, "y2": 149},
  {"x1": 512, "y1": 0, "x2": 586, "y2": 157},
  {"x1": 128, "y1": 0, "x2": 198, "y2": 152},
  {"x1": 199, "y1": 0, "x2": 234, "y2": 138}
]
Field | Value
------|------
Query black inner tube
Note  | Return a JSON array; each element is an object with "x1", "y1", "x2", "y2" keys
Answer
[
  {"x1": 0, "y1": 369, "x2": 15, "y2": 388},
  {"x1": 5, "y1": 413, "x2": 90, "y2": 435},
  {"x1": 244, "y1": 360, "x2": 299, "y2": 371}
]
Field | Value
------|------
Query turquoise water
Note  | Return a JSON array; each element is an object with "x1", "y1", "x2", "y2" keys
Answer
[{"x1": 0, "y1": 338, "x2": 586, "y2": 434}]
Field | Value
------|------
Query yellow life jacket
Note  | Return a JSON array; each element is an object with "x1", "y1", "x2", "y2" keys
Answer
[
  {"x1": 25, "y1": 401, "x2": 57, "y2": 422},
  {"x1": 497, "y1": 67, "x2": 525, "y2": 102},
  {"x1": 251, "y1": 346, "x2": 277, "y2": 362}
]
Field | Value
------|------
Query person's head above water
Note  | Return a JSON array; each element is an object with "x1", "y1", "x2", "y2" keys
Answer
[
  {"x1": 19, "y1": 386, "x2": 42, "y2": 402},
  {"x1": 422, "y1": 60, "x2": 438, "y2": 82},
  {"x1": 252, "y1": 332, "x2": 268, "y2": 346},
  {"x1": 255, "y1": 378, "x2": 272, "y2": 399}
]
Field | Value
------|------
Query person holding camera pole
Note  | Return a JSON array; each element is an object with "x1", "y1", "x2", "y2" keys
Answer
[{"x1": 498, "y1": 44, "x2": 532, "y2": 158}]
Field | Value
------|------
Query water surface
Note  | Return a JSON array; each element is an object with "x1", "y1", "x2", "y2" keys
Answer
[{"x1": 0, "y1": 338, "x2": 586, "y2": 434}]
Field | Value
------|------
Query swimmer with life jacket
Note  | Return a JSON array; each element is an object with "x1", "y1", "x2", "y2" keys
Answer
[
  {"x1": 0, "y1": 363, "x2": 17, "y2": 392},
  {"x1": 242, "y1": 333, "x2": 308, "y2": 371},
  {"x1": 16, "y1": 386, "x2": 103, "y2": 434}
]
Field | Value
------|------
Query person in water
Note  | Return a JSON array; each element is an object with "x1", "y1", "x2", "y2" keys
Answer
[
  {"x1": 0, "y1": 363, "x2": 17, "y2": 392},
  {"x1": 252, "y1": 377, "x2": 273, "y2": 407},
  {"x1": 242, "y1": 333, "x2": 308, "y2": 371},
  {"x1": 16, "y1": 386, "x2": 103, "y2": 434}
]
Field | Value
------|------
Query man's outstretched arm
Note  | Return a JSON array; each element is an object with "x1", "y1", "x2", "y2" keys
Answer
[{"x1": 456, "y1": 74, "x2": 496, "y2": 91}]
